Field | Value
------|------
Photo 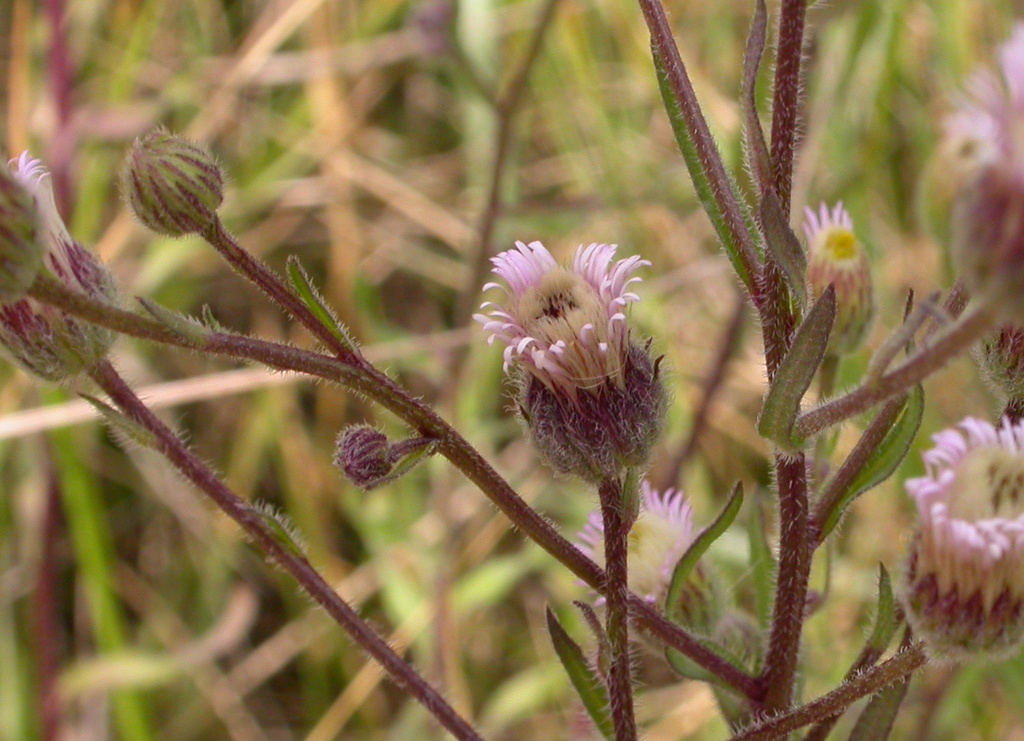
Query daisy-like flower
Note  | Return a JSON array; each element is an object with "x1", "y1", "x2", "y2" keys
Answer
[
  {"x1": 901, "y1": 417, "x2": 1024, "y2": 660},
  {"x1": 577, "y1": 480, "x2": 694, "y2": 605},
  {"x1": 802, "y1": 202, "x2": 873, "y2": 355},
  {"x1": 944, "y1": 25, "x2": 1024, "y2": 321},
  {"x1": 475, "y1": 241, "x2": 666, "y2": 481},
  {"x1": 0, "y1": 153, "x2": 116, "y2": 382}
]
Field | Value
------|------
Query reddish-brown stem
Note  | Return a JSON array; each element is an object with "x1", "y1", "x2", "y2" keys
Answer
[
  {"x1": 796, "y1": 303, "x2": 995, "y2": 438},
  {"x1": 768, "y1": 0, "x2": 807, "y2": 215},
  {"x1": 733, "y1": 644, "x2": 927, "y2": 740},
  {"x1": 88, "y1": 360, "x2": 484, "y2": 741},
  {"x1": 598, "y1": 478, "x2": 638, "y2": 741},
  {"x1": 759, "y1": 453, "x2": 811, "y2": 711},
  {"x1": 29, "y1": 275, "x2": 762, "y2": 698}
]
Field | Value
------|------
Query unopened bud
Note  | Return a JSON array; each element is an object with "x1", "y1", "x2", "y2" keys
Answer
[
  {"x1": 0, "y1": 164, "x2": 43, "y2": 303},
  {"x1": 334, "y1": 425, "x2": 435, "y2": 490},
  {"x1": 976, "y1": 325, "x2": 1024, "y2": 400},
  {"x1": 803, "y1": 202, "x2": 873, "y2": 355},
  {"x1": 122, "y1": 131, "x2": 224, "y2": 237}
]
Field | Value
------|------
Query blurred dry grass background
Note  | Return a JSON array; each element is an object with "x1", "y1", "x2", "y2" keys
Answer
[{"x1": 2, "y1": 0, "x2": 1024, "y2": 739}]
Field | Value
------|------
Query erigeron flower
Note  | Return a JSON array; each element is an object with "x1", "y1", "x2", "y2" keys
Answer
[
  {"x1": 577, "y1": 480, "x2": 694, "y2": 606},
  {"x1": 803, "y1": 202, "x2": 873, "y2": 355},
  {"x1": 945, "y1": 24, "x2": 1024, "y2": 321},
  {"x1": 0, "y1": 153, "x2": 116, "y2": 382},
  {"x1": 475, "y1": 241, "x2": 666, "y2": 481},
  {"x1": 901, "y1": 417, "x2": 1024, "y2": 660}
]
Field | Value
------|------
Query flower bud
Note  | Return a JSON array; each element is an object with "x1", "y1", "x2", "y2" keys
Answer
[
  {"x1": 802, "y1": 202, "x2": 873, "y2": 355},
  {"x1": 976, "y1": 325, "x2": 1024, "y2": 400},
  {"x1": 900, "y1": 417, "x2": 1024, "y2": 660},
  {"x1": 0, "y1": 154, "x2": 116, "y2": 382},
  {"x1": 334, "y1": 425, "x2": 435, "y2": 490},
  {"x1": 943, "y1": 25, "x2": 1024, "y2": 322},
  {"x1": 475, "y1": 241, "x2": 665, "y2": 481},
  {"x1": 121, "y1": 131, "x2": 224, "y2": 237},
  {"x1": 0, "y1": 164, "x2": 43, "y2": 303}
]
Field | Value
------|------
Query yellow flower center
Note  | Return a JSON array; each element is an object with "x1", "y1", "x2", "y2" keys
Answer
[
  {"x1": 821, "y1": 228, "x2": 858, "y2": 261},
  {"x1": 518, "y1": 269, "x2": 606, "y2": 341},
  {"x1": 948, "y1": 446, "x2": 1024, "y2": 521}
]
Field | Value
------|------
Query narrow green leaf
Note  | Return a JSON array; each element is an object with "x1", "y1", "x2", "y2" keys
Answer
[
  {"x1": 545, "y1": 609, "x2": 614, "y2": 741},
  {"x1": 866, "y1": 565, "x2": 898, "y2": 655},
  {"x1": 666, "y1": 483, "x2": 743, "y2": 625},
  {"x1": 82, "y1": 394, "x2": 159, "y2": 449},
  {"x1": 748, "y1": 501, "x2": 775, "y2": 636},
  {"x1": 247, "y1": 501, "x2": 308, "y2": 559},
  {"x1": 137, "y1": 298, "x2": 211, "y2": 345},
  {"x1": 757, "y1": 285, "x2": 836, "y2": 450},
  {"x1": 818, "y1": 385, "x2": 924, "y2": 539},
  {"x1": 286, "y1": 256, "x2": 359, "y2": 353},
  {"x1": 760, "y1": 188, "x2": 807, "y2": 308},
  {"x1": 665, "y1": 641, "x2": 747, "y2": 689},
  {"x1": 847, "y1": 678, "x2": 910, "y2": 741},
  {"x1": 741, "y1": 0, "x2": 772, "y2": 197},
  {"x1": 653, "y1": 56, "x2": 759, "y2": 293}
]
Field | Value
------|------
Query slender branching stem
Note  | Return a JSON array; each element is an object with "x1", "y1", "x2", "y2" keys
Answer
[
  {"x1": 733, "y1": 643, "x2": 927, "y2": 740},
  {"x1": 88, "y1": 359, "x2": 485, "y2": 741},
  {"x1": 29, "y1": 274, "x2": 763, "y2": 698},
  {"x1": 796, "y1": 302, "x2": 995, "y2": 438},
  {"x1": 598, "y1": 477, "x2": 638, "y2": 741}
]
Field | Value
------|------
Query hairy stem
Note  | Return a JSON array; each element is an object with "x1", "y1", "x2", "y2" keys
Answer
[
  {"x1": 769, "y1": 0, "x2": 808, "y2": 214},
  {"x1": 797, "y1": 303, "x2": 995, "y2": 438},
  {"x1": 88, "y1": 360, "x2": 484, "y2": 741},
  {"x1": 760, "y1": 453, "x2": 811, "y2": 711},
  {"x1": 31, "y1": 275, "x2": 762, "y2": 698},
  {"x1": 734, "y1": 643, "x2": 926, "y2": 740},
  {"x1": 599, "y1": 477, "x2": 638, "y2": 741}
]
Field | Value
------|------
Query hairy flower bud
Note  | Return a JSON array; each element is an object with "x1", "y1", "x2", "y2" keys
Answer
[
  {"x1": 977, "y1": 325, "x2": 1024, "y2": 400},
  {"x1": 122, "y1": 131, "x2": 224, "y2": 237},
  {"x1": 475, "y1": 241, "x2": 665, "y2": 480},
  {"x1": 803, "y1": 202, "x2": 873, "y2": 355},
  {"x1": 0, "y1": 164, "x2": 43, "y2": 303},
  {"x1": 334, "y1": 425, "x2": 435, "y2": 490},
  {"x1": 0, "y1": 154, "x2": 116, "y2": 382},
  {"x1": 901, "y1": 417, "x2": 1024, "y2": 660},
  {"x1": 944, "y1": 25, "x2": 1024, "y2": 321}
]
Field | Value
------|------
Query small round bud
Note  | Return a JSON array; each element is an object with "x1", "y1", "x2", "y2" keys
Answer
[
  {"x1": 122, "y1": 131, "x2": 224, "y2": 237},
  {"x1": 335, "y1": 426, "x2": 393, "y2": 487},
  {"x1": 334, "y1": 425, "x2": 435, "y2": 490},
  {"x1": 0, "y1": 164, "x2": 43, "y2": 303},
  {"x1": 901, "y1": 417, "x2": 1024, "y2": 660},
  {"x1": 802, "y1": 202, "x2": 873, "y2": 355}
]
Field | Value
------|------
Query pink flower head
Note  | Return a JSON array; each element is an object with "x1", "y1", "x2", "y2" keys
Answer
[
  {"x1": 802, "y1": 202, "x2": 873, "y2": 354},
  {"x1": 902, "y1": 416, "x2": 1024, "y2": 659},
  {"x1": 576, "y1": 480, "x2": 694, "y2": 604},
  {"x1": 475, "y1": 241, "x2": 649, "y2": 400},
  {"x1": 0, "y1": 153, "x2": 116, "y2": 382},
  {"x1": 944, "y1": 25, "x2": 1024, "y2": 184}
]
